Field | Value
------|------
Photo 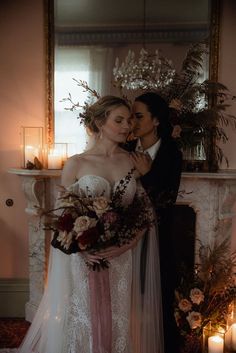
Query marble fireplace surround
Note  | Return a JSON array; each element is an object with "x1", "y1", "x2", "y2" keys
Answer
[{"x1": 9, "y1": 169, "x2": 236, "y2": 322}]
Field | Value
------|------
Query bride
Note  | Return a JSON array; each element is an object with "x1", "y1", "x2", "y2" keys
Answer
[{"x1": 18, "y1": 95, "x2": 164, "y2": 353}]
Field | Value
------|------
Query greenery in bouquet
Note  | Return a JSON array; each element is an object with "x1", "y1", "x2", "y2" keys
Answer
[
  {"x1": 174, "y1": 239, "x2": 236, "y2": 353},
  {"x1": 113, "y1": 43, "x2": 236, "y2": 167},
  {"x1": 44, "y1": 171, "x2": 153, "y2": 270}
]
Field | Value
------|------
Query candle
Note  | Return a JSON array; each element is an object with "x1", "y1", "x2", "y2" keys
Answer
[
  {"x1": 231, "y1": 323, "x2": 236, "y2": 350},
  {"x1": 48, "y1": 154, "x2": 62, "y2": 169},
  {"x1": 208, "y1": 335, "x2": 224, "y2": 353}
]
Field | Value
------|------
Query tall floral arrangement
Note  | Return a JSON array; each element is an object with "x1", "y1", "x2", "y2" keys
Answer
[
  {"x1": 113, "y1": 43, "x2": 236, "y2": 169},
  {"x1": 174, "y1": 239, "x2": 236, "y2": 353}
]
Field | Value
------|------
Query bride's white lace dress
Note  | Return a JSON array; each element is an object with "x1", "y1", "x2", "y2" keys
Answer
[{"x1": 18, "y1": 174, "x2": 164, "y2": 353}]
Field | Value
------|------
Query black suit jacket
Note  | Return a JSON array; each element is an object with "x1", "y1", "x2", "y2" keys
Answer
[
  {"x1": 125, "y1": 139, "x2": 182, "y2": 353},
  {"x1": 124, "y1": 137, "x2": 182, "y2": 283},
  {"x1": 124, "y1": 138, "x2": 182, "y2": 353},
  {"x1": 124, "y1": 138, "x2": 182, "y2": 209}
]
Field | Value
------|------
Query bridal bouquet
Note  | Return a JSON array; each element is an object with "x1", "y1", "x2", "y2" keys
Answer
[{"x1": 44, "y1": 172, "x2": 153, "y2": 270}]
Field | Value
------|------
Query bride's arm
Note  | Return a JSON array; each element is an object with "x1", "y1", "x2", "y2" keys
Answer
[{"x1": 61, "y1": 156, "x2": 80, "y2": 187}]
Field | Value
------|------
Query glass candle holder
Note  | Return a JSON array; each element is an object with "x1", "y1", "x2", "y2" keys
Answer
[
  {"x1": 47, "y1": 143, "x2": 67, "y2": 170},
  {"x1": 21, "y1": 127, "x2": 44, "y2": 169},
  {"x1": 225, "y1": 299, "x2": 236, "y2": 352},
  {"x1": 203, "y1": 322, "x2": 226, "y2": 353}
]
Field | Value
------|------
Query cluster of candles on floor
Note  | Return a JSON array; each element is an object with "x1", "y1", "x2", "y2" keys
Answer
[
  {"x1": 21, "y1": 127, "x2": 72, "y2": 169},
  {"x1": 203, "y1": 300, "x2": 236, "y2": 353}
]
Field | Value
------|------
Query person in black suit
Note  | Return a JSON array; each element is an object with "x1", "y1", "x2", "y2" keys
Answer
[{"x1": 126, "y1": 92, "x2": 182, "y2": 353}]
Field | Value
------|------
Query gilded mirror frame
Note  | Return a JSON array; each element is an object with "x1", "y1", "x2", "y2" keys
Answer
[{"x1": 44, "y1": 0, "x2": 221, "y2": 146}]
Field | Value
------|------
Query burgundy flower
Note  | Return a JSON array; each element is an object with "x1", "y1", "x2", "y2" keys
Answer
[
  {"x1": 58, "y1": 213, "x2": 75, "y2": 233},
  {"x1": 101, "y1": 211, "x2": 119, "y2": 225},
  {"x1": 77, "y1": 226, "x2": 100, "y2": 249}
]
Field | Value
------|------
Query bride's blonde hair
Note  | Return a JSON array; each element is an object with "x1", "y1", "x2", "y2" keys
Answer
[{"x1": 83, "y1": 95, "x2": 130, "y2": 134}]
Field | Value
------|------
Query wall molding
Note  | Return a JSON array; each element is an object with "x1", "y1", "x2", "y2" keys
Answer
[
  {"x1": 0, "y1": 278, "x2": 29, "y2": 318},
  {"x1": 56, "y1": 26, "x2": 208, "y2": 45}
]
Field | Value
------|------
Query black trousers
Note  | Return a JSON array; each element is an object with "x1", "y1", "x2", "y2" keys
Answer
[{"x1": 158, "y1": 209, "x2": 180, "y2": 353}]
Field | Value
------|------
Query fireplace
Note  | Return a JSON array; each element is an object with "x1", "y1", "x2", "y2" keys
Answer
[
  {"x1": 8, "y1": 169, "x2": 236, "y2": 321},
  {"x1": 172, "y1": 204, "x2": 196, "y2": 278}
]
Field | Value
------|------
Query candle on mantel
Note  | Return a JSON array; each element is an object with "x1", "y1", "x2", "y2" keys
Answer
[
  {"x1": 208, "y1": 335, "x2": 224, "y2": 353},
  {"x1": 47, "y1": 152, "x2": 62, "y2": 169},
  {"x1": 231, "y1": 323, "x2": 236, "y2": 350}
]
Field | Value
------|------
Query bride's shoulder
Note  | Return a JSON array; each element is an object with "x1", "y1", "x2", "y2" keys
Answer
[
  {"x1": 68, "y1": 152, "x2": 92, "y2": 165},
  {"x1": 61, "y1": 153, "x2": 86, "y2": 187}
]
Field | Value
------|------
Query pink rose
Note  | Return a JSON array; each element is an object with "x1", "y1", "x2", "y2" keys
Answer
[
  {"x1": 178, "y1": 298, "x2": 192, "y2": 312},
  {"x1": 186, "y1": 311, "x2": 202, "y2": 329},
  {"x1": 190, "y1": 288, "x2": 204, "y2": 305}
]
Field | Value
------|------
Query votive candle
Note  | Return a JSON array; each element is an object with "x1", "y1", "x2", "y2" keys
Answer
[{"x1": 47, "y1": 154, "x2": 62, "y2": 169}]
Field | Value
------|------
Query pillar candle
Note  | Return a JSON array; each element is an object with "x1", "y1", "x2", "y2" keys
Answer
[
  {"x1": 48, "y1": 154, "x2": 62, "y2": 169},
  {"x1": 231, "y1": 323, "x2": 236, "y2": 350},
  {"x1": 208, "y1": 335, "x2": 224, "y2": 353}
]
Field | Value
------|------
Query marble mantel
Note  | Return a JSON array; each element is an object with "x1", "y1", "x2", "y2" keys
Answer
[
  {"x1": 9, "y1": 168, "x2": 236, "y2": 321},
  {"x1": 177, "y1": 171, "x2": 236, "y2": 254},
  {"x1": 8, "y1": 168, "x2": 61, "y2": 321}
]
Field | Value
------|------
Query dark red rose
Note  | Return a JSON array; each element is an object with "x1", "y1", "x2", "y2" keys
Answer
[
  {"x1": 77, "y1": 226, "x2": 100, "y2": 249},
  {"x1": 58, "y1": 213, "x2": 74, "y2": 232},
  {"x1": 101, "y1": 211, "x2": 119, "y2": 225}
]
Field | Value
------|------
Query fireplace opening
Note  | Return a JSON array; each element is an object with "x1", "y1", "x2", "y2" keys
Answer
[{"x1": 171, "y1": 204, "x2": 196, "y2": 281}]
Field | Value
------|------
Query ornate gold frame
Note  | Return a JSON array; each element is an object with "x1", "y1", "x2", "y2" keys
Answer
[
  {"x1": 44, "y1": 0, "x2": 221, "y2": 146},
  {"x1": 209, "y1": 0, "x2": 221, "y2": 83},
  {"x1": 44, "y1": 0, "x2": 54, "y2": 146}
]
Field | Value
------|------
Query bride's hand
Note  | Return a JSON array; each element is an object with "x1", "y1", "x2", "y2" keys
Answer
[
  {"x1": 97, "y1": 244, "x2": 130, "y2": 261},
  {"x1": 81, "y1": 252, "x2": 104, "y2": 265},
  {"x1": 98, "y1": 228, "x2": 146, "y2": 260}
]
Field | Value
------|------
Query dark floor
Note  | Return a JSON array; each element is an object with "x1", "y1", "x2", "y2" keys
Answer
[{"x1": 0, "y1": 318, "x2": 30, "y2": 349}]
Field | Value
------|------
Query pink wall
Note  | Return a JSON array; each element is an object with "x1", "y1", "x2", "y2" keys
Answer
[{"x1": 0, "y1": 0, "x2": 45, "y2": 277}]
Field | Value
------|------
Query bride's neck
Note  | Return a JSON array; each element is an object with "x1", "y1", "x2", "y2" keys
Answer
[{"x1": 90, "y1": 139, "x2": 119, "y2": 156}]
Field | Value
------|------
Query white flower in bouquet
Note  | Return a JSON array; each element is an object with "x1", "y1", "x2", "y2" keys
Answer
[
  {"x1": 57, "y1": 230, "x2": 73, "y2": 250},
  {"x1": 74, "y1": 216, "x2": 97, "y2": 236},
  {"x1": 92, "y1": 196, "x2": 111, "y2": 216}
]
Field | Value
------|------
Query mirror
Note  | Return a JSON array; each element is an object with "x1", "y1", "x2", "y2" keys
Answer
[{"x1": 45, "y1": 0, "x2": 220, "y2": 153}]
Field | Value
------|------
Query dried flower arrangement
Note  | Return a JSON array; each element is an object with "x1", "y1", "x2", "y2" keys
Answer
[{"x1": 174, "y1": 239, "x2": 236, "y2": 353}]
